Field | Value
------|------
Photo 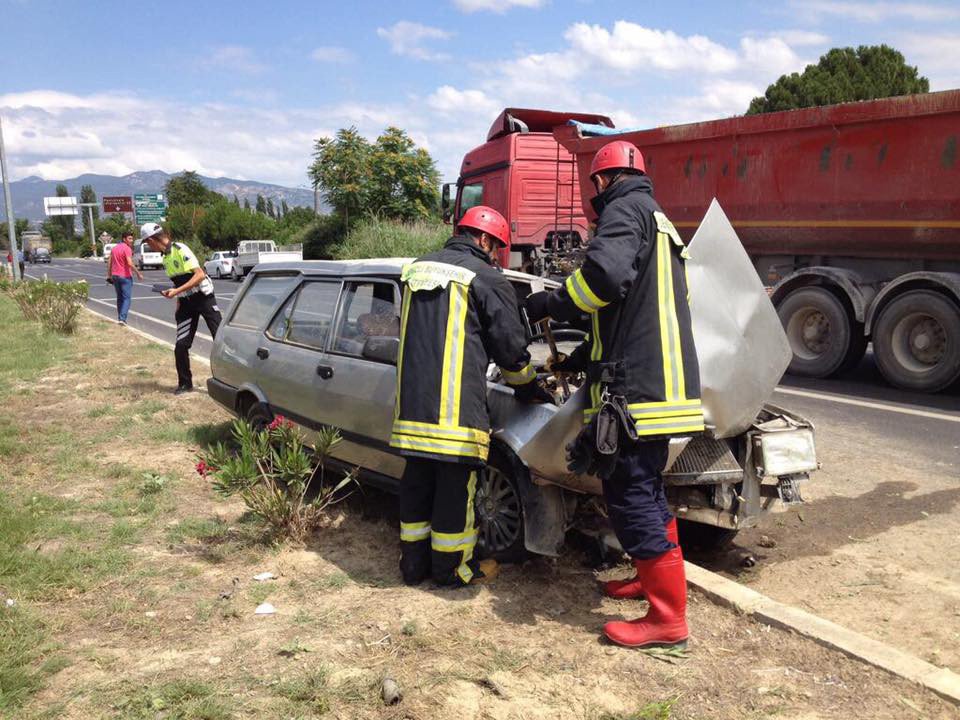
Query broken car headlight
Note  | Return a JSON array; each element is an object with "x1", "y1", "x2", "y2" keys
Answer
[{"x1": 754, "y1": 429, "x2": 818, "y2": 477}]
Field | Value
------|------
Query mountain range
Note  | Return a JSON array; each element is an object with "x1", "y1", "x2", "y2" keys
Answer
[{"x1": 4, "y1": 171, "x2": 319, "y2": 223}]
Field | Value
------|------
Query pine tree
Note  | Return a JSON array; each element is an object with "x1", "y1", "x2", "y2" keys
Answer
[
  {"x1": 267, "y1": 198, "x2": 275, "y2": 218},
  {"x1": 281, "y1": 199, "x2": 289, "y2": 216},
  {"x1": 80, "y1": 185, "x2": 99, "y2": 237},
  {"x1": 243, "y1": 197, "x2": 251, "y2": 211},
  {"x1": 255, "y1": 195, "x2": 267, "y2": 215},
  {"x1": 233, "y1": 194, "x2": 240, "y2": 206}
]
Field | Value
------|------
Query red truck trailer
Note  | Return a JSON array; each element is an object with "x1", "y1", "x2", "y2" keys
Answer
[{"x1": 443, "y1": 94, "x2": 960, "y2": 392}]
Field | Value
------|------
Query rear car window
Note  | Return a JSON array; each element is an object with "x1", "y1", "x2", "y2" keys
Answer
[
  {"x1": 229, "y1": 274, "x2": 300, "y2": 329},
  {"x1": 276, "y1": 280, "x2": 342, "y2": 350}
]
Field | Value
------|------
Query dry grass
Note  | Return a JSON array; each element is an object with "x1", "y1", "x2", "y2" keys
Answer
[{"x1": 0, "y1": 297, "x2": 956, "y2": 719}]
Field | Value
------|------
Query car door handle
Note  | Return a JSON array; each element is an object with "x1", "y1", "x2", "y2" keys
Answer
[
  {"x1": 317, "y1": 364, "x2": 334, "y2": 379},
  {"x1": 256, "y1": 347, "x2": 269, "y2": 359}
]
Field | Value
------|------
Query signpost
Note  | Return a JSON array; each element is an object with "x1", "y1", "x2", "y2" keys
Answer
[
  {"x1": 103, "y1": 195, "x2": 133, "y2": 214},
  {"x1": 134, "y1": 193, "x2": 167, "y2": 225},
  {"x1": 43, "y1": 196, "x2": 79, "y2": 216}
]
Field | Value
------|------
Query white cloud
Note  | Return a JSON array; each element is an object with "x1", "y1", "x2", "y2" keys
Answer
[
  {"x1": 774, "y1": 30, "x2": 830, "y2": 46},
  {"x1": 310, "y1": 46, "x2": 353, "y2": 63},
  {"x1": 565, "y1": 21, "x2": 739, "y2": 74},
  {"x1": 739, "y1": 36, "x2": 804, "y2": 78},
  {"x1": 427, "y1": 86, "x2": 500, "y2": 117},
  {"x1": 796, "y1": 1, "x2": 960, "y2": 22},
  {"x1": 899, "y1": 33, "x2": 960, "y2": 89},
  {"x1": 453, "y1": 0, "x2": 546, "y2": 13},
  {"x1": 205, "y1": 45, "x2": 266, "y2": 75},
  {"x1": 376, "y1": 21, "x2": 454, "y2": 61}
]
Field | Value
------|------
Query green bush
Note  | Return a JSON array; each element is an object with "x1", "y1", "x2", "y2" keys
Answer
[
  {"x1": 3, "y1": 279, "x2": 88, "y2": 333},
  {"x1": 332, "y1": 217, "x2": 447, "y2": 260},
  {"x1": 294, "y1": 214, "x2": 345, "y2": 259}
]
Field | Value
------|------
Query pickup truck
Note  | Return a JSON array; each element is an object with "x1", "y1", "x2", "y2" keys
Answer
[{"x1": 233, "y1": 240, "x2": 303, "y2": 280}]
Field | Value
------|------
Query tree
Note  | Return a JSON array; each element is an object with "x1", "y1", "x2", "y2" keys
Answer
[
  {"x1": 308, "y1": 127, "x2": 371, "y2": 227},
  {"x1": 255, "y1": 194, "x2": 267, "y2": 215},
  {"x1": 0, "y1": 218, "x2": 30, "y2": 249},
  {"x1": 95, "y1": 213, "x2": 134, "y2": 241},
  {"x1": 165, "y1": 171, "x2": 216, "y2": 206},
  {"x1": 747, "y1": 45, "x2": 929, "y2": 115},
  {"x1": 267, "y1": 197, "x2": 275, "y2": 218},
  {"x1": 281, "y1": 199, "x2": 290, "y2": 216},
  {"x1": 243, "y1": 197, "x2": 251, "y2": 211},
  {"x1": 52, "y1": 184, "x2": 75, "y2": 239},
  {"x1": 80, "y1": 184, "x2": 99, "y2": 238},
  {"x1": 367, "y1": 126, "x2": 441, "y2": 221},
  {"x1": 233, "y1": 194, "x2": 240, "y2": 206}
]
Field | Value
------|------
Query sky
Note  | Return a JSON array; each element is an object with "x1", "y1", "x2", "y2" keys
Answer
[{"x1": 2, "y1": 0, "x2": 959, "y2": 190}]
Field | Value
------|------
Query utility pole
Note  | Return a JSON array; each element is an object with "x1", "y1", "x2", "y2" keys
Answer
[{"x1": 0, "y1": 115, "x2": 20, "y2": 281}]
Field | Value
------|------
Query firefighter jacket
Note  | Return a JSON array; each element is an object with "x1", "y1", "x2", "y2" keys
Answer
[
  {"x1": 541, "y1": 174, "x2": 704, "y2": 440},
  {"x1": 390, "y1": 237, "x2": 536, "y2": 466}
]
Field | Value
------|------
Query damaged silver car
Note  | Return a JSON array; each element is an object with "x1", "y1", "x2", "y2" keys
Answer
[{"x1": 208, "y1": 208, "x2": 818, "y2": 560}]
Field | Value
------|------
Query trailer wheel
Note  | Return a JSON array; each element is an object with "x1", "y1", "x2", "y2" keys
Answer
[
  {"x1": 873, "y1": 290, "x2": 960, "y2": 393},
  {"x1": 777, "y1": 287, "x2": 853, "y2": 378}
]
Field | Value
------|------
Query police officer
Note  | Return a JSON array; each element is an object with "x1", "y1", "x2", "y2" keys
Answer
[
  {"x1": 525, "y1": 140, "x2": 703, "y2": 649},
  {"x1": 391, "y1": 205, "x2": 552, "y2": 587},
  {"x1": 140, "y1": 223, "x2": 222, "y2": 394}
]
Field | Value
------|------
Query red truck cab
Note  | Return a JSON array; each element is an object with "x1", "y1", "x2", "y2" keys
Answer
[{"x1": 443, "y1": 108, "x2": 613, "y2": 273}]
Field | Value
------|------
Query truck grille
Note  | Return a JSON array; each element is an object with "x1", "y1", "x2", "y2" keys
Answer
[{"x1": 663, "y1": 436, "x2": 743, "y2": 486}]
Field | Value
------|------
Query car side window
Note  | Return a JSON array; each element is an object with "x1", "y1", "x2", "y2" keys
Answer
[
  {"x1": 279, "y1": 281, "x2": 342, "y2": 350},
  {"x1": 229, "y1": 274, "x2": 300, "y2": 329},
  {"x1": 331, "y1": 281, "x2": 399, "y2": 358}
]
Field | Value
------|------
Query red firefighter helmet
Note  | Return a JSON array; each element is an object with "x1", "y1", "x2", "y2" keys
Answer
[
  {"x1": 458, "y1": 205, "x2": 509, "y2": 247},
  {"x1": 589, "y1": 140, "x2": 645, "y2": 178}
]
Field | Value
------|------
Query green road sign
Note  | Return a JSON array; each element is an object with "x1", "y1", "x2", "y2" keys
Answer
[{"x1": 134, "y1": 193, "x2": 168, "y2": 224}]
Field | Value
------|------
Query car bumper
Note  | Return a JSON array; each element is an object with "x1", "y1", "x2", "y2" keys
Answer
[{"x1": 207, "y1": 378, "x2": 238, "y2": 412}]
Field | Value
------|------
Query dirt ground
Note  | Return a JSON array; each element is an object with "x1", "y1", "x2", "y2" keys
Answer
[
  {"x1": 2, "y1": 308, "x2": 958, "y2": 719},
  {"x1": 696, "y1": 398, "x2": 960, "y2": 675}
]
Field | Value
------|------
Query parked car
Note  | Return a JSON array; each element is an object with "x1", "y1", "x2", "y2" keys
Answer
[
  {"x1": 133, "y1": 241, "x2": 163, "y2": 270},
  {"x1": 29, "y1": 247, "x2": 51, "y2": 264},
  {"x1": 234, "y1": 240, "x2": 303, "y2": 280},
  {"x1": 207, "y1": 260, "x2": 818, "y2": 560},
  {"x1": 204, "y1": 251, "x2": 238, "y2": 279},
  {"x1": 102, "y1": 243, "x2": 117, "y2": 262}
]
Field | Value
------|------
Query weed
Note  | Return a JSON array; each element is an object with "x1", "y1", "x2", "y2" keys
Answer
[
  {"x1": 0, "y1": 604, "x2": 65, "y2": 713},
  {"x1": 167, "y1": 517, "x2": 231, "y2": 545},
  {"x1": 278, "y1": 638, "x2": 311, "y2": 657},
  {"x1": 248, "y1": 583, "x2": 274, "y2": 606},
  {"x1": 86, "y1": 404, "x2": 115, "y2": 419},
  {"x1": 599, "y1": 698, "x2": 678, "y2": 720},
  {"x1": 109, "y1": 519, "x2": 142, "y2": 545},
  {"x1": 318, "y1": 572, "x2": 350, "y2": 591},
  {"x1": 111, "y1": 678, "x2": 233, "y2": 720},
  {"x1": 401, "y1": 620, "x2": 417, "y2": 636},
  {"x1": 0, "y1": 297, "x2": 71, "y2": 397},
  {"x1": 138, "y1": 472, "x2": 169, "y2": 496},
  {"x1": 272, "y1": 668, "x2": 330, "y2": 714}
]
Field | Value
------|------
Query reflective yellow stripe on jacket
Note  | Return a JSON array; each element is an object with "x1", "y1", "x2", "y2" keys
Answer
[{"x1": 565, "y1": 268, "x2": 609, "y2": 314}]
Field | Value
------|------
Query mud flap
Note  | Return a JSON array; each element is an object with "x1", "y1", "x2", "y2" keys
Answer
[{"x1": 514, "y1": 467, "x2": 567, "y2": 557}]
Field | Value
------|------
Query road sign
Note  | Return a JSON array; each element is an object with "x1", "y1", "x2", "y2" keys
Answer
[
  {"x1": 103, "y1": 195, "x2": 133, "y2": 213},
  {"x1": 134, "y1": 193, "x2": 167, "y2": 224},
  {"x1": 43, "y1": 196, "x2": 79, "y2": 216}
]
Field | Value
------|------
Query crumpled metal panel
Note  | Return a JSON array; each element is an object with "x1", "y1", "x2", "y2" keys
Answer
[{"x1": 686, "y1": 200, "x2": 792, "y2": 438}]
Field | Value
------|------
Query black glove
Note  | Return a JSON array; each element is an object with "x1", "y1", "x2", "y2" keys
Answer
[
  {"x1": 545, "y1": 352, "x2": 583, "y2": 374},
  {"x1": 524, "y1": 291, "x2": 550, "y2": 324},
  {"x1": 512, "y1": 379, "x2": 555, "y2": 405},
  {"x1": 565, "y1": 420, "x2": 618, "y2": 479}
]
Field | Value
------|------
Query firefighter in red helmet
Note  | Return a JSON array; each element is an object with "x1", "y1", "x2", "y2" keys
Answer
[
  {"x1": 392, "y1": 205, "x2": 553, "y2": 587},
  {"x1": 525, "y1": 140, "x2": 703, "y2": 649}
]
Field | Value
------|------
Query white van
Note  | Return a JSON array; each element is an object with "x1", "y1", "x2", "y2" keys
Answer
[
  {"x1": 102, "y1": 243, "x2": 117, "y2": 262},
  {"x1": 134, "y1": 241, "x2": 163, "y2": 270}
]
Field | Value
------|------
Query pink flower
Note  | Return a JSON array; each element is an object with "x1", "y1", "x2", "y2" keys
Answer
[
  {"x1": 268, "y1": 415, "x2": 286, "y2": 431},
  {"x1": 195, "y1": 460, "x2": 209, "y2": 477}
]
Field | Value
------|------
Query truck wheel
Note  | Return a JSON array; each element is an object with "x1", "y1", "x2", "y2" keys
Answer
[
  {"x1": 777, "y1": 287, "x2": 853, "y2": 377},
  {"x1": 474, "y1": 445, "x2": 527, "y2": 564},
  {"x1": 872, "y1": 290, "x2": 960, "y2": 393}
]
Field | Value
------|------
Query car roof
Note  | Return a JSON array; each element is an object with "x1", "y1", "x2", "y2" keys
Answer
[{"x1": 252, "y1": 258, "x2": 557, "y2": 286}]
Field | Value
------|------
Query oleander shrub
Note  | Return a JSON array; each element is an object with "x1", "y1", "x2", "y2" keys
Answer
[{"x1": 3, "y1": 280, "x2": 88, "y2": 334}]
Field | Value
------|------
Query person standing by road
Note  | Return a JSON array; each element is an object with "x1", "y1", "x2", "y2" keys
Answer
[
  {"x1": 525, "y1": 141, "x2": 703, "y2": 650},
  {"x1": 106, "y1": 231, "x2": 143, "y2": 325},
  {"x1": 391, "y1": 206, "x2": 553, "y2": 588},
  {"x1": 139, "y1": 222, "x2": 222, "y2": 395}
]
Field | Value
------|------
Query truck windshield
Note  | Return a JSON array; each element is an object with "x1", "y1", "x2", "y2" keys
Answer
[{"x1": 458, "y1": 183, "x2": 483, "y2": 220}]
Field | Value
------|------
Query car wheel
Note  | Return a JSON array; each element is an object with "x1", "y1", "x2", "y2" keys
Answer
[
  {"x1": 244, "y1": 401, "x2": 274, "y2": 432},
  {"x1": 231, "y1": 266, "x2": 239, "y2": 282},
  {"x1": 474, "y1": 444, "x2": 527, "y2": 563},
  {"x1": 214, "y1": 267, "x2": 222, "y2": 280},
  {"x1": 677, "y1": 519, "x2": 739, "y2": 552},
  {"x1": 777, "y1": 286, "x2": 854, "y2": 378},
  {"x1": 873, "y1": 290, "x2": 960, "y2": 392}
]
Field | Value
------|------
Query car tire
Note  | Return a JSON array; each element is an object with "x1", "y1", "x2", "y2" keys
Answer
[
  {"x1": 777, "y1": 286, "x2": 853, "y2": 378},
  {"x1": 474, "y1": 444, "x2": 528, "y2": 564},
  {"x1": 215, "y1": 267, "x2": 222, "y2": 280},
  {"x1": 244, "y1": 401, "x2": 274, "y2": 432},
  {"x1": 872, "y1": 290, "x2": 960, "y2": 393},
  {"x1": 677, "y1": 519, "x2": 739, "y2": 552},
  {"x1": 231, "y1": 266, "x2": 240, "y2": 282}
]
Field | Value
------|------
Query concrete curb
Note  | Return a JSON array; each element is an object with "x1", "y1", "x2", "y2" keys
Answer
[{"x1": 684, "y1": 561, "x2": 960, "y2": 705}]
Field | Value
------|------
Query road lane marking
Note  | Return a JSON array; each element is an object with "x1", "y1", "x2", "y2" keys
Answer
[
  {"x1": 85, "y1": 297, "x2": 214, "y2": 342},
  {"x1": 774, "y1": 386, "x2": 960, "y2": 424},
  {"x1": 38, "y1": 263, "x2": 158, "y2": 289}
]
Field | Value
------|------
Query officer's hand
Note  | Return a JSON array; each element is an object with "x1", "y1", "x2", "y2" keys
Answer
[
  {"x1": 513, "y1": 379, "x2": 555, "y2": 405},
  {"x1": 161, "y1": 288, "x2": 177, "y2": 299},
  {"x1": 524, "y1": 291, "x2": 550, "y2": 324},
  {"x1": 545, "y1": 352, "x2": 581, "y2": 374}
]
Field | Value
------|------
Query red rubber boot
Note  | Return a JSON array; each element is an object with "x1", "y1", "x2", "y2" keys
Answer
[
  {"x1": 603, "y1": 541, "x2": 688, "y2": 649},
  {"x1": 602, "y1": 518, "x2": 680, "y2": 600}
]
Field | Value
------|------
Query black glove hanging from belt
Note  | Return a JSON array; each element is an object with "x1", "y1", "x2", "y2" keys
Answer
[{"x1": 565, "y1": 388, "x2": 637, "y2": 480}]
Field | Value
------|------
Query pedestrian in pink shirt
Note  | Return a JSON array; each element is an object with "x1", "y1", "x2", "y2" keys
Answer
[{"x1": 106, "y1": 232, "x2": 143, "y2": 324}]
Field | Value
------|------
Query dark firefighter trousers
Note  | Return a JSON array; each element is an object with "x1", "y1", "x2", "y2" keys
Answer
[
  {"x1": 602, "y1": 439, "x2": 677, "y2": 560},
  {"x1": 399, "y1": 457, "x2": 481, "y2": 586},
  {"x1": 175, "y1": 293, "x2": 222, "y2": 388}
]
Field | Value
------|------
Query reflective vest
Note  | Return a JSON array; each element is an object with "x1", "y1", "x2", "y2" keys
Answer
[
  {"x1": 542, "y1": 174, "x2": 704, "y2": 439},
  {"x1": 390, "y1": 238, "x2": 535, "y2": 465},
  {"x1": 163, "y1": 242, "x2": 214, "y2": 297}
]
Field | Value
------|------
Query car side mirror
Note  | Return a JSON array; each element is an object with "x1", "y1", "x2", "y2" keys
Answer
[
  {"x1": 362, "y1": 336, "x2": 400, "y2": 365},
  {"x1": 441, "y1": 183, "x2": 455, "y2": 224}
]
